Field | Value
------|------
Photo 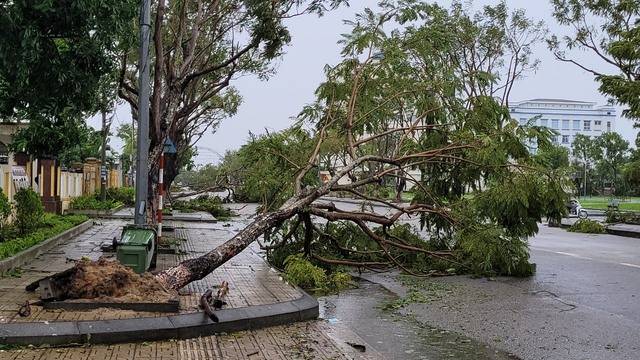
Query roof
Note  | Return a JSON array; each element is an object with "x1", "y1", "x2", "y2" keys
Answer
[{"x1": 527, "y1": 98, "x2": 593, "y2": 104}]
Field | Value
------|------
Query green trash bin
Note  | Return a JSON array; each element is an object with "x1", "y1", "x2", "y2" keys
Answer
[{"x1": 116, "y1": 225, "x2": 157, "y2": 274}]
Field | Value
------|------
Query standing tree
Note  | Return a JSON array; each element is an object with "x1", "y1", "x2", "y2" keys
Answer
[
  {"x1": 592, "y1": 132, "x2": 629, "y2": 195},
  {"x1": 116, "y1": 0, "x2": 348, "y2": 207},
  {"x1": 549, "y1": 0, "x2": 640, "y2": 122},
  {"x1": 572, "y1": 134, "x2": 598, "y2": 196}
]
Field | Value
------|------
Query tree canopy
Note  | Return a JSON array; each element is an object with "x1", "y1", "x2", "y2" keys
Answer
[
  {"x1": 550, "y1": 0, "x2": 640, "y2": 121},
  {"x1": 0, "y1": 0, "x2": 137, "y2": 118}
]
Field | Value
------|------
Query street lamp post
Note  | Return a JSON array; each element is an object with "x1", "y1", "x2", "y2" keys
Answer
[{"x1": 134, "y1": 0, "x2": 151, "y2": 225}]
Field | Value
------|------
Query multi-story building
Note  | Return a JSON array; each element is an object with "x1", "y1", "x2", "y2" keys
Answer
[{"x1": 509, "y1": 98, "x2": 616, "y2": 151}]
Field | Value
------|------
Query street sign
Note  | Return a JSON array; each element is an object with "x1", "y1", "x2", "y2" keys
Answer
[{"x1": 163, "y1": 138, "x2": 177, "y2": 154}]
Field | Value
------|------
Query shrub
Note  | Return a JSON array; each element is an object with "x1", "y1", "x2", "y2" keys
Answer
[
  {"x1": 0, "y1": 188, "x2": 11, "y2": 231},
  {"x1": 14, "y1": 188, "x2": 44, "y2": 234},
  {"x1": 568, "y1": 219, "x2": 606, "y2": 234},
  {"x1": 104, "y1": 187, "x2": 135, "y2": 206},
  {"x1": 0, "y1": 214, "x2": 87, "y2": 260},
  {"x1": 605, "y1": 210, "x2": 640, "y2": 225},
  {"x1": 70, "y1": 195, "x2": 121, "y2": 210}
]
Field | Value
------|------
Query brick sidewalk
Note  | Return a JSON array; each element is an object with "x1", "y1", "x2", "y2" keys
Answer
[
  {"x1": 0, "y1": 320, "x2": 378, "y2": 359},
  {"x1": 0, "y1": 205, "x2": 375, "y2": 359},
  {"x1": 0, "y1": 208, "x2": 299, "y2": 323}
]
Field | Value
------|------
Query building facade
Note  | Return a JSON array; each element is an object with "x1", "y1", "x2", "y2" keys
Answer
[{"x1": 509, "y1": 99, "x2": 616, "y2": 151}]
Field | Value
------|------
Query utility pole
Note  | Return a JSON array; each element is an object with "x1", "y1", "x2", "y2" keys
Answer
[
  {"x1": 134, "y1": 0, "x2": 151, "y2": 225},
  {"x1": 100, "y1": 110, "x2": 108, "y2": 201}
]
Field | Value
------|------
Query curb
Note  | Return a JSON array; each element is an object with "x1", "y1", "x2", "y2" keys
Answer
[
  {"x1": 100, "y1": 214, "x2": 218, "y2": 223},
  {"x1": 0, "y1": 291, "x2": 318, "y2": 346},
  {"x1": 0, "y1": 220, "x2": 94, "y2": 273},
  {"x1": 65, "y1": 204, "x2": 125, "y2": 217}
]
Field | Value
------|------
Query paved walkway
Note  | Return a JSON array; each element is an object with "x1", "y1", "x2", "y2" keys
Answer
[
  {"x1": 0, "y1": 205, "x2": 372, "y2": 359},
  {"x1": 0, "y1": 321, "x2": 367, "y2": 360}
]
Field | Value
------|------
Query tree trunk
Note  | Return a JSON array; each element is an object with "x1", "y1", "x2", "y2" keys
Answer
[{"x1": 154, "y1": 196, "x2": 314, "y2": 290}]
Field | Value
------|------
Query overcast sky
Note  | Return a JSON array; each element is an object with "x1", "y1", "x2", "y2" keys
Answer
[{"x1": 93, "y1": 0, "x2": 638, "y2": 165}]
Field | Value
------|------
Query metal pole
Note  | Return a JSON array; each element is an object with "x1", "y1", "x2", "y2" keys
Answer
[
  {"x1": 134, "y1": 0, "x2": 151, "y2": 225},
  {"x1": 157, "y1": 152, "x2": 164, "y2": 241}
]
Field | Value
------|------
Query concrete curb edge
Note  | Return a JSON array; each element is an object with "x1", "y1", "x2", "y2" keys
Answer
[{"x1": 0, "y1": 291, "x2": 319, "y2": 346}]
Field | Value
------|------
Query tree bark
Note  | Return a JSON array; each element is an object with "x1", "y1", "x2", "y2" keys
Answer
[{"x1": 154, "y1": 196, "x2": 313, "y2": 290}]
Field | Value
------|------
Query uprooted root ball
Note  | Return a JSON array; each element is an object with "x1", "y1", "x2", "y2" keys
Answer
[{"x1": 59, "y1": 258, "x2": 175, "y2": 302}]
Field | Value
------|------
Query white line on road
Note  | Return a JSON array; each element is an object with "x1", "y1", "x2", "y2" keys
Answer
[
  {"x1": 620, "y1": 263, "x2": 640, "y2": 269},
  {"x1": 549, "y1": 251, "x2": 593, "y2": 260}
]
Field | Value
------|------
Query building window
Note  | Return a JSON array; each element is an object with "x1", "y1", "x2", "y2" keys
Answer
[
  {"x1": 595, "y1": 120, "x2": 602, "y2": 126},
  {"x1": 540, "y1": 119, "x2": 548, "y2": 127},
  {"x1": 552, "y1": 119, "x2": 559, "y2": 129},
  {"x1": 584, "y1": 120, "x2": 591, "y2": 131},
  {"x1": 607, "y1": 121, "x2": 611, "y2": 131},
  {"x1": 562, "y1": 120, "x2": 570, "y2": 129},
  {"x1": 562, "y1": 135, "x2": 570, "y2": 144},
  {"x1": 552, "y1": 135, "x2": 559, "y2": 144},
  {"x1": 573, "y1": 120, "x2": 581, "y2": 130}
]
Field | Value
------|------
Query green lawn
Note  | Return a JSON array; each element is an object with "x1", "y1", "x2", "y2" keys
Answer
[{"x1": 578, "y1": 196, "x2": 640, "y2": 211}]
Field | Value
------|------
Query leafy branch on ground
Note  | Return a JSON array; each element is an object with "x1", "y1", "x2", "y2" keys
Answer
[{"x1": 568, "y1": 219, "x2": 606, "y2": 234}]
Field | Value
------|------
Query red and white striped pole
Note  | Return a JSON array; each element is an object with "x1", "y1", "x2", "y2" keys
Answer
[{"x1": 157, "y1": 151, "x2": 164, "y2": 242}]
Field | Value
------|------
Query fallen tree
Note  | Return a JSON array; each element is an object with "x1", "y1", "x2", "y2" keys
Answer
[
  {"x1": 152, "y1": 2, "x2": 565, "y2": 290},
  {"x1": 44, "y1": 2, "x2": 567, "y2": 296}
]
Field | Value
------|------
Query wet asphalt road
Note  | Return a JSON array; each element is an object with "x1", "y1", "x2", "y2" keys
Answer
[{"x1": 319, "y1": 199, "x2": 640, "y2": 359}]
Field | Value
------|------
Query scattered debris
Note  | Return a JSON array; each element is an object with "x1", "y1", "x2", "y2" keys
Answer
[
  {"x1": 200, "y1": 281, "x2": 229, "y2": 322},
  {"x1": 346, "y1": 341, "x2": 366, "y2": 352},
  {"x1": 17, "y1": 301, "x2": 31, "y2": 317}
]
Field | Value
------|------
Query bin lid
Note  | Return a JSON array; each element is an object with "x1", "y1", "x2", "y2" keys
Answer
[{"x1": 120, "y1": 228, "x2": 155, "y2": 246}]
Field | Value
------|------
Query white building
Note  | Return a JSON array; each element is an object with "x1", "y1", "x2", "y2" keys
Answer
[{"x1": 509, "y1": 99, "x2": 616, "y2": 151}]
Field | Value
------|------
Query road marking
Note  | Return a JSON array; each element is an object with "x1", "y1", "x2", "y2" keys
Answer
[
  {"x1": 620, "y1": 263, "x2": 640, "y2": 269},
  {"x1": 553, "y1": 251, "x2": 593, "y2": 260}
]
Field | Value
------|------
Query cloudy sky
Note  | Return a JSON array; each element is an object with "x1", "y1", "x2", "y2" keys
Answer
[{"x1": 94, "y1": 0, "x2": 638, "y2": 165}]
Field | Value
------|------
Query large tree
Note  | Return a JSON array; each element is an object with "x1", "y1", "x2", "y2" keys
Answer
[
  {"x1": 117, "y1": 0, "x2": 347, "y2": 200},
  {"x1": 592, "y1": 131, "x2": 629, "y2": 194},
  {"x1": 151, "y1": 2, "x2": 567, "y2": 290},
  {"x1": 549, "y1": 0, "x2": 640, "y2": 122},
  {"x1": 572, "y1": 134, "x2": 597, "y2": 196}
]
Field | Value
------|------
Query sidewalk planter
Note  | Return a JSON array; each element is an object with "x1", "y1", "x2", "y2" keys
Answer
[{"x1": 0, "y1": 220, "x2": 93, "y2": 274}]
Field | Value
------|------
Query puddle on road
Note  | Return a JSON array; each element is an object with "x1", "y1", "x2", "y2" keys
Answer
[{"x1": 317, "y1": 280, "x2": 519, "y2": 360}]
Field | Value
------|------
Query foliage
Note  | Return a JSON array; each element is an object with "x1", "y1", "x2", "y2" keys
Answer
[
  {"x1": 116, "y1": 124, "x2": 135, "y2": 176},
  {"x1": 0, "y1": 188, "x2": 11, "y2": 232},
  {"x1": 70, "y1": 195, "x2": 122, "y2": 211},
  {"x1": 14, "y1": 188, "x2": 44, "y2": 234},
  {"x1": 232, "y1": 129, "x2": 318, "y2": 209},
  {"x1": 0, "y1": 214, "x2": 88, "y2": 260},
  {"x1": 283, "y1": 254, "x2": 352, "y2": 292},
  {"x1": 534, "y1": 144, "x2": 570, "y2": 170},
  {"x1": 10, "y1": 113, "x2": 104, "y2": 165},
  {"x1": 605, "y1": 210, "x2": 640, "y2": 225},
  {"x1": 172, "y1": 195, "x2": 234, "y2": 220},
  {"x1": 380, "y1": 276, "x2": 453, "y2": 311},
  {"x1": 550, "y1": 0, "x2": 640, "y2": 121},
  {"x1": 116, "y1": 0, "x2": 347, "y2": 188},
  {"x1": 104, "y1": 187, "x2": 135, "y2": 206},
  {"x1": 0, "y1": 0, "x2": 137, "y2": 118},
  {"x1": 568, "y1": 219, "x2": 606, "y2": 234}
]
